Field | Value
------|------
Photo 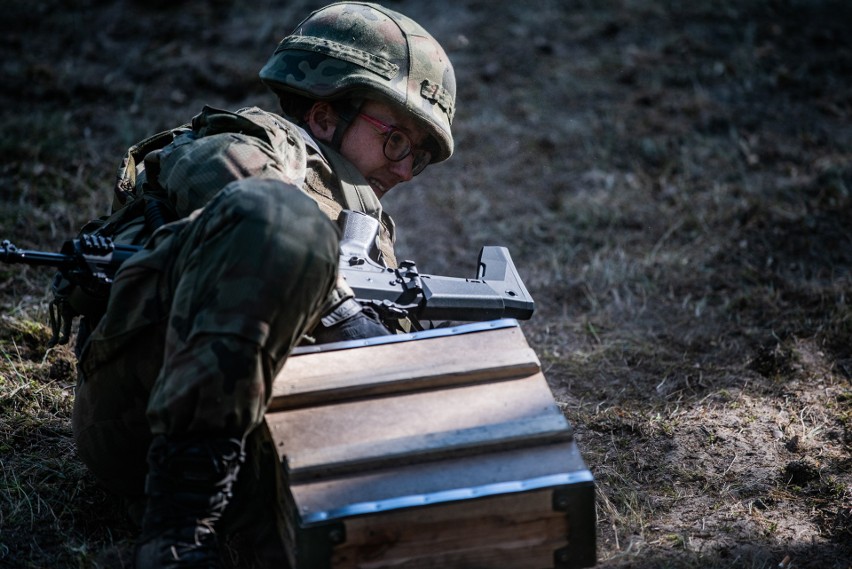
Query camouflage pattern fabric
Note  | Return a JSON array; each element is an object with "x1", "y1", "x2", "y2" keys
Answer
[
  {"x1": 70, "y1": 101, "x2": 402, "y2": 564},
  {"x1": 72, "y1": 179, "x2": 338, "y2": 496},
  {"x1": 65, "y1": 3, "x2": 455, "y2": 560},
  {"x1": 260, "y1": 2, "x2": 456, "y2": 163},
  {"x1": 114, "y1": 106, "x2": 398, "y2": 265},
  {"x1": 156, "y1": 107, "x2": 309, "y2": 217},
  {"x1": 71, "y1": 106, "x2": 374, "y2": 501}
]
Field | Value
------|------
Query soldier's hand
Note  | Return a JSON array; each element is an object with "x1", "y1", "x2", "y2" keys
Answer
[{"x1": 312, "y1": 301, "x2": 391, "y2": 344}]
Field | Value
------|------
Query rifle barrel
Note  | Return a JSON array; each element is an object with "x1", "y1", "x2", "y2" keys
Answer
[{"x1": 0, "y1": 241, "x2": 73, "y2": 268}]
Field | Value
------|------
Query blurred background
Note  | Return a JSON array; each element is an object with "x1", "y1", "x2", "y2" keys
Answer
[{"x1": 1, "y1": 1, "x2": 850, "y2": 567}]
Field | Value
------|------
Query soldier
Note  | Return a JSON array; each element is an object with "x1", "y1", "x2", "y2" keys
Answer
[{"x1": 67, "y1": 2, "x2": 455, "y2": 567}]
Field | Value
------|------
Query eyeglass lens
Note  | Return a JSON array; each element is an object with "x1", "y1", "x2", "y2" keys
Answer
[{"x1": 384, "y1": 131, "x2": 431, "y2": 175}]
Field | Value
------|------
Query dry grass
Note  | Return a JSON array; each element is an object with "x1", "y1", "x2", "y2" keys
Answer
[
  {"x1": 0, "y1": 313, "x2": 134, "y2": 567},
  {"x1": 1, "y1": 0, "x2": 851, "y2": 567}
]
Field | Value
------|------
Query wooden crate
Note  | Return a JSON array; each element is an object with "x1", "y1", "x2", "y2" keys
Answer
[{"x1": 266, "y1": 320, "x2": 596, "y2": 569}]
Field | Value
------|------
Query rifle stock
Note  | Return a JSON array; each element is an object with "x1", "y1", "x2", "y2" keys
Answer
[{"x1": 337, "y1": 210, "x2": 535, "y2": 321}]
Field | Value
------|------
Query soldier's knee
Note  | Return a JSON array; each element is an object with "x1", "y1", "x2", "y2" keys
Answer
[
  {"x1": 215, "y1": 178, "x2": 311, "y2": 219},
  {"x1": 210, "y1": 178, "x2": 338, "y2": 251}
]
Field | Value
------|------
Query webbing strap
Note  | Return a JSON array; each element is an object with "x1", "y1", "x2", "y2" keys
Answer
[
  {"x1": 317, "y1": 141, "x2": 382, "y2": 220},
  {"x1": 113, "y1": 128, "x2": 182, "y2": 210}
]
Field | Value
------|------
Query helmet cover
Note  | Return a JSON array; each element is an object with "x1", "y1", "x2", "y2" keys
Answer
[{"x1": 260, "y1": 2, "x2": 456, "y2": 162}]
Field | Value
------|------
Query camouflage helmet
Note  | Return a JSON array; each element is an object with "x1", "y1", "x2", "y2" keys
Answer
[{"x1": 259, "y1": 2, "x2": 456, "y2": 163}]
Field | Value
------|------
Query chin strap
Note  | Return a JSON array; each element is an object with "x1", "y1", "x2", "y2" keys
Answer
[{"x1": 330, "y1": 99, "x2": 362, "y2": 150}]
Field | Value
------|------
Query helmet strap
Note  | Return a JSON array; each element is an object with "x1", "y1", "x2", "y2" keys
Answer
[{"x1": 330, "y1": 98, "x2": 363, "y2": 151}]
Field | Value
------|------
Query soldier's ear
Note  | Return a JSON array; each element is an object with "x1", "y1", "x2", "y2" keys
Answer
[{"x1": 305, "y1": 102, "x2": 338, "y2": 143}]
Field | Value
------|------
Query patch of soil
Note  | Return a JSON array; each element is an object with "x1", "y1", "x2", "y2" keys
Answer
[{"x1": 1, "y1": 0, "x2": 850, "y2": 568}]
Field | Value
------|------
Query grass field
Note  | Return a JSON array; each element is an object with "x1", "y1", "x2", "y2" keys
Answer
[{"x1": 1, "y1": 0, "x2": 850, "y2": 567}]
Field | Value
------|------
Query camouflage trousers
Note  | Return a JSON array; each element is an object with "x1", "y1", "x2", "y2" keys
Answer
[{"x1": 71, "y1": 179, "x2": 338, "y2": 543}]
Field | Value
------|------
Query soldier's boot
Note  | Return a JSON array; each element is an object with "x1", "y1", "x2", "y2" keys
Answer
[{"x1": 134, "y1": 435, "x2": 245, "y2": 569}]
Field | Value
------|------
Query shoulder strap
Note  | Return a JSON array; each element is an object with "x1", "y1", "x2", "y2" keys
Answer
[
  {"x1": 113, "y1": 128, "x2": 185, "y2": 212},
  {"x1": 315, "y1": 140, "x2": 383, "y2": 221},
  {"x1": 193, "y1": 105, "x2": 272, "y2": 143}
]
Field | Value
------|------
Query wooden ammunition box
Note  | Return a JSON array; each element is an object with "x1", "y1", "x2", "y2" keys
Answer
[{"x1": 266, "y1": 319, "x2": 596, "y2": 569}]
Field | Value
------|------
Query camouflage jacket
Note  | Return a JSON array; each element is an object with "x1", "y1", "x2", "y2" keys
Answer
[
  {"x1": 70, "y1": 105, "x2": 401, "y2": 327},
  {"x1": 100, "y1": 106, "x2": 397, "y2": 268}
]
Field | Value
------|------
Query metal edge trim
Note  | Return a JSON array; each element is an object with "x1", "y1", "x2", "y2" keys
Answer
[
  {"x1": 299, "y1": 469, "x2": 595, "y2": 525},
  {"x1": 292, "y1": 318, "x2": 520, "y2": 355}
]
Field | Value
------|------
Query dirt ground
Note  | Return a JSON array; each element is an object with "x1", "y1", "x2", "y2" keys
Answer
[{"x1": 1, "y1": 0, "x2": 850, "y2": 568}]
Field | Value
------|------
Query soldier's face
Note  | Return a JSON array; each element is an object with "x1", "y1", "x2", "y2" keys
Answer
[{"x1": 338, "y1": 100, "x2": 429, "y2": 199}]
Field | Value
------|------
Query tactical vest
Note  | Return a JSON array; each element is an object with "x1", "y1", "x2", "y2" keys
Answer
[
  {"x1": 51, "y1": 106, "x2": 399, "y2": 346},
  {"x1": 106, "y1": 106, "x2": 398, "y2": 267}
]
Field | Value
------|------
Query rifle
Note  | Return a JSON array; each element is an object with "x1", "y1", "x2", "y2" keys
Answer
[
  {"x1": 1, "y1": 234, "x2": 139, "y2": 295},
  {"x1": 1, "y1": 210, "x2": 534, "y2": 342},
  {"x1": 336, "y1": 210, "x2": 534, "y2": 322},
  {"x1": 1, "y1": 234, "x2": 140, "y2": 345}
]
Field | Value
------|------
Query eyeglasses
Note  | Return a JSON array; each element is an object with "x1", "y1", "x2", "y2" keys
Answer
[{"x1": 357, "y1": 113, "x2": 432, "y2": 176}]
